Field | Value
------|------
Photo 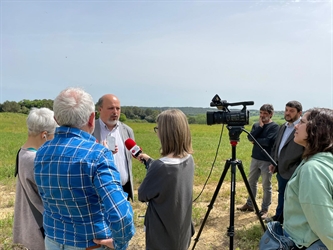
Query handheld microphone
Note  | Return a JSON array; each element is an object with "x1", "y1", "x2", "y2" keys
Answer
[
  {"x1": 124, "y1": 138, "x2": 147, "y2": 167},
  {"x1": 125, "y1": 138, "x2": 142, "y2": 157}
]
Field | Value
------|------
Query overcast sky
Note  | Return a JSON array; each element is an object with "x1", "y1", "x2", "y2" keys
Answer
[{"x1": 1, "y1": 0, "x2": 332, "y2": 111}]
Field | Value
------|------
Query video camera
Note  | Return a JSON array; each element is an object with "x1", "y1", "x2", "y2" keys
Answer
[{"x1": 206, "y1": 94, "x2": 254, "y2": 126}]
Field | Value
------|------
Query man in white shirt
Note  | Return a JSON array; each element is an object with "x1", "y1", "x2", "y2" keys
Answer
[
  {"x1": 267, "y1": 100, "x2": 304, "y2": 223},
  {"x1": 93, "y1": 94, "x2": 135, "y2": 201}
]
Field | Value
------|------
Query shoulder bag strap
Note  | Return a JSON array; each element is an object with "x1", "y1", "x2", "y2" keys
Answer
[{"x1": 14, "y1": 149, "x2": 21, "y2": 177}]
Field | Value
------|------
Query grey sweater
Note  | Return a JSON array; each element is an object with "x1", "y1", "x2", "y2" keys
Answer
[{"x1": 138, "y1": 155, "x2": 195, "y2": 250}]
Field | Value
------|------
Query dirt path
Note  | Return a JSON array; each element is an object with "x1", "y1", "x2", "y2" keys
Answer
[
  {"x1": 1, "y1": 182, "x2": 278, "y2": 250},
  {"x1": 128, "y1": 182, "x2": 278, "y2": 249}
]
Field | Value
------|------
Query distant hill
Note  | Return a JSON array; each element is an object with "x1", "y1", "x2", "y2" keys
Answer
[
  {"x1": 130, "y1": 106, "x2": 285, "y2": 117},
  {"x1": 131, "y1": 107, "x2": 216, "y2": 116}
]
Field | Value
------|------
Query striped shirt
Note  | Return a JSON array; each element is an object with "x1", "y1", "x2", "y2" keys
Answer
[{"x1": 34, "y1": 126, "x2": 135, "y2": 250}]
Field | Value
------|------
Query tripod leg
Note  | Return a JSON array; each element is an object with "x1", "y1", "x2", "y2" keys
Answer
[
  {"x1": 191, "y1": 159, "x2": 231, "y2": 250},
  {"x1": 236, "y1": 160, "x2": 266, "y2": 232},
  {"x1": 227, "y1": 160, "x2": 237, "y2": 250}
]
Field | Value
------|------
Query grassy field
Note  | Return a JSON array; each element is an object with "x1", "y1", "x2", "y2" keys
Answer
[{"x1": 0, "y1": 112, "x2": 282, "y2": 250}]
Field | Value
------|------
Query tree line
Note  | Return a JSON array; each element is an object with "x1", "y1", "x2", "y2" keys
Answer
[
  {"x1": 1, "y1": 99, "x2": 283, "y2": 124},
  {"x1": 0, "y1": 99, "x2": 208, "y2": 124},
  {"x1": 0, "y1": 99, "x2": 54, "y2": 114}
]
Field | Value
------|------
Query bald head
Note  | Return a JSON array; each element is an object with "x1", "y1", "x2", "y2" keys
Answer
[
  {"x1": 97, "y1": 94, "x2": 121, "y2": 129},
  {"x1": 96, "y1": 94, "x2": 120, "y2": 108}
]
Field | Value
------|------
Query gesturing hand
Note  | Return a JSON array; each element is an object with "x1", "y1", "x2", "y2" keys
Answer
[{"x1": 93, "y1": 238, "x2": 114, "y2": 249}]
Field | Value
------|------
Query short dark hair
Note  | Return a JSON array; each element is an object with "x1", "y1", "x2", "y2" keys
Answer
[
  {"x1": 96, "y1": 97, "x2": 104, "y2": 108},
  {"x1": 303, "y1": 108, "x2": 333, "y2": 159},
  {"x1": 286, "y1": 101, "x2": 302, "y2": 112},
  {"x1": 260, "y1": 104, "x2": 274, "y2": 114}
]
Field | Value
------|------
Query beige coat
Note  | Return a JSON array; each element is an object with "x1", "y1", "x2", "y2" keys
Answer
[{"x1": 13, "y1": 148, "x2": 45, "y2": 250}]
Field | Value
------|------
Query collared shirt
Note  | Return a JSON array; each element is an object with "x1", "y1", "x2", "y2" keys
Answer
[
  {"x1": 278, "y1": 117, "x2": 301, "y2": 157},
  {"x1": 99, "y1": 119, "x2": 128, "y2": 185},
  {"x1": 34, "y1": 126, "x2": 135, "y2": 249}
]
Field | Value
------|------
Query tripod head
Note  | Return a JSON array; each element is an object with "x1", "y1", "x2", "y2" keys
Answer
[
  {"x1": 227, "y1": 126, "x2": 244, "y2": 143},
  {"x1": 226, "y1": 125, "x2": 277, "y2": 166}
]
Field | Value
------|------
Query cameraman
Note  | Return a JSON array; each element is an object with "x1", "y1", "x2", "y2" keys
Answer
[{"x1": 237, "y1": 104, "x2": 279, "y2": 219}]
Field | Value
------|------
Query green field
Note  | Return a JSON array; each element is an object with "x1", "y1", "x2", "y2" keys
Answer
[{"x1": 0, "y1": 112, "x2": 281, "y2": 250}]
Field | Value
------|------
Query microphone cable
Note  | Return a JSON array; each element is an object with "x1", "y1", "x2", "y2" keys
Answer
[{"x1": 192, "y1": 124, "x2": 225, "y2": 203}]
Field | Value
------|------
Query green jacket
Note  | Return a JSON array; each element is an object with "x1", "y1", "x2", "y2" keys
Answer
[{"x1": 284, "y1": 152, "x2": 333, "y2": 249}]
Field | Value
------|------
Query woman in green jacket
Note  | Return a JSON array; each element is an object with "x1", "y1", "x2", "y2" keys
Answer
[{"x1": 282, "y1": 108, "x2": 332, "y2": 249}]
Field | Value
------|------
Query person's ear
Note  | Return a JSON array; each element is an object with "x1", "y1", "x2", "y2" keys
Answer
[
  {"x1": 41, "y1": 131, "x2": 47, "y2": 139},
  {"x1": 88, "y1": 112, "x2": 95, "y2": 128}
]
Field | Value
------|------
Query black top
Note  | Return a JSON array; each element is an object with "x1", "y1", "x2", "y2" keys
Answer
[{"x1": 248, "y1": 121, "x2": 279, "y2": 161}]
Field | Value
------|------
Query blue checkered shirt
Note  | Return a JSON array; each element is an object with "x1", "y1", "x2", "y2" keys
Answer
[{"x1": 34, "y1": 126, "x2": 135, "y2": 250}]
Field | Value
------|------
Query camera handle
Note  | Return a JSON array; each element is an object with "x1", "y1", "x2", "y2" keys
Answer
[{"x1": 191, "y1": 126, "x2": 266, "y2": 250}]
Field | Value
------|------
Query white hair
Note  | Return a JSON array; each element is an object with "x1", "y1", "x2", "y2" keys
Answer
[
  {"x1": 53, "y1": 87, "x2": 95, "y2": 128},
  {"x1": 27, "y1": 107, "x2": 57, "y2": 136}
]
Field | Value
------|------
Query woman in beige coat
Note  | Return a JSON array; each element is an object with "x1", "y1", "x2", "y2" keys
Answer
[{"x1": 13, "y1": 107, "x2": 57, "y2": 250}]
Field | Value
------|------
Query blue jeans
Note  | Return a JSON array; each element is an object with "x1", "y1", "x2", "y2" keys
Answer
[
  {"x1": 246, "y1": 158, "x2": 272, "y2": 211},
  {"x1": 45, "y1": 237, "x2": 110, "y2": 250},
  {"x1": 275, "y1": 173, "x2": 289, "y2": 217},
  {"x1": 306, "y1": 240, "x2": 328, "y2": 249},
  {"x1": 284, "y1": 230, "x2": 328, "y2": 250},
  {"x1": 260, "y1": 222, "x2": 328, "y2": 250}
]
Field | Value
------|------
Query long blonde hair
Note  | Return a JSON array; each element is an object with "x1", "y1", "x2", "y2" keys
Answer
[{"x1": 157, "y1": 109, "x2": 193, "y2": 158}]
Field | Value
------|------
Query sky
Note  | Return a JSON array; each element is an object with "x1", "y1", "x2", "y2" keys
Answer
[{"x1": 1, "y1": 0, "x2": 332, "y2": 111}]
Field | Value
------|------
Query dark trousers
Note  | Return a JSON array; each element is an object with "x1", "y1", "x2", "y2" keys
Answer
[
  {"x1": 122, "y1": 181, "x2": 132, "y2": 201},
  {"x1": 275, "y1": 173, "x2": 289, "y2": 218}
]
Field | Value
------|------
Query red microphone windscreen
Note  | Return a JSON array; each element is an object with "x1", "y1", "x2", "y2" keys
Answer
[
  {"x1": 125, "y1": 138, "x2": 136, "y2": 150},
  {"x1": 125, "y1": 138, "x2": 142, "y2": 157}
]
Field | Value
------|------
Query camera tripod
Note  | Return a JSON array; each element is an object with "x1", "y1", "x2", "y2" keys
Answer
[{"x1": 192, "y1": 126, "x2": 270, "y2": 250}]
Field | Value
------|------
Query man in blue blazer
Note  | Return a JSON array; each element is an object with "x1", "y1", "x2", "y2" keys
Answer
[
  {"x1": 267, "y1": 100, "x2": 304, "y2": 223},
  {"x1": 93, "y1": 94, "x2": 135, "y2": 201}
]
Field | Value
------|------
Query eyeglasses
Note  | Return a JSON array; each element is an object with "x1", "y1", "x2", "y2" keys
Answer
[{"x1": 154, "y1": 127, "x2": 158, "y2": 133}]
